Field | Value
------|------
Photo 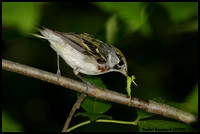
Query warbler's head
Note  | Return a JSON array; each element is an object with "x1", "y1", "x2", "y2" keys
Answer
[
  {"x1": 112, "y1": 47, "x2": 138, "y2": 87},
  {"x1": 111, "y1": 47, "x2": 128, "y2": 77}
]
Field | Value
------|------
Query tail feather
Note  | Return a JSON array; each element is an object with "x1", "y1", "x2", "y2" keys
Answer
[
  {"x1": 31, "y1": 33, "x2": 55, "y2": 41},
  {"x1": 36, "y1": 25, "x2": 45, "y2": 31},
  {"x1": 32, "y1": 25, "x2": 61, "y2": 42}
]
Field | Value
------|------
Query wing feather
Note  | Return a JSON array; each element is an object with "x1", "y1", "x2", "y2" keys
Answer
[{"x1": 36, "y1": 26, "x2": 108, "y2": 64}]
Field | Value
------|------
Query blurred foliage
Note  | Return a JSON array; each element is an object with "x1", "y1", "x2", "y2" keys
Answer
[
  {"x1": 2, "y1": 110, "x2": 23, "y2": 132},
  {"x1": 158, "y1": 2, "x2": 198, "y2": 23},
  {"x1": 2, "y1": 2, "x2": 43, "y2": 32},
  {"x1": 97, "y1": 2, "x2": 153, "y2": 43},
  {"x1": 105, "y1": 14, "x2": 119, "y2": 44},
  {"x1": 164, "y1": 84, "x2": 198, "y2": 116},
  {"x1": 2, "y1": 2, "x2": 198, "y2": 132},
  {"x1": 158, "y1": 2, "x2": 198, "y2": 33},
  {"x1": 95, "y1": 2, "x2": 150, "y2": 33}
]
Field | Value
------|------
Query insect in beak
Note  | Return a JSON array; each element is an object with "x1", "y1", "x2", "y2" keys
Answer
[
  {"x1": 132, "y1": 79, "x2": 138, "y2": 87},
  {"x1": 121, "y1": 69, "x2": 138, "y2": 87}
]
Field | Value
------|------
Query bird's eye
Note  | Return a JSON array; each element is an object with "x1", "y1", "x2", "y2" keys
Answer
[
  {"x1": 113, "y1": 64, "x2": 120, "y2": 70},
  {"x1": 118, "y1": 60, "x2": 124, "y2": 66},
  {"x1": 116, "y1": 53, "x2": 124, "y2": 66}
]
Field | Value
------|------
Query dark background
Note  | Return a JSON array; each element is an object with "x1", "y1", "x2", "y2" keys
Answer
[{"x1": 2, "y1": 2, "x2": 198, "y2": 132}]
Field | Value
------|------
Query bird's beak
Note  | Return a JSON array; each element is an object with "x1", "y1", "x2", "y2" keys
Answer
[{"x1": 120, "y1": 69, "x2": 128, "y2": 77}]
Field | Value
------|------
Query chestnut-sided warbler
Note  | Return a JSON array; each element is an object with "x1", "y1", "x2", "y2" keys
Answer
[{"x1": 33, "y1": 26, "x2": 137, "y2": 87}]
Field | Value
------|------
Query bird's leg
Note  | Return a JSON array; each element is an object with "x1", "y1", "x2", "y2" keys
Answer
[
  {"x1": 56, "y1": 53, "x2": 61, "y2": 80},
  {"x1": 73, "y1": 68, "x2": 92, "y2": 93}
]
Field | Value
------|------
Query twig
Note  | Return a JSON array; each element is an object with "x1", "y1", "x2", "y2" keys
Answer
[
  {"x1": 67, "y1": 118, "x2": 139, "y2": 132},
  {"x1": 2, "y1": 59, "x2": 198, "y2": 125},
  {"x1": 62, "y1": 94, "x2": 87, "y2": 132}
]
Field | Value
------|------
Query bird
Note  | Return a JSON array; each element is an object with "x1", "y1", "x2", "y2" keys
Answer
[{"x1": 32, "y1": 26, "x2": 137, "y2": 89}]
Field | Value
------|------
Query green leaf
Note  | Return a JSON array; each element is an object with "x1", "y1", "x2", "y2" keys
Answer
[
  {"x1": 77, "y1": 76, "x2": 112, "y2": 121},
  {"x1": 137, "y1": 109, "x2": 154, "y2": 120},
  {"x1": 184, "y1": 84, "x2": 198, "y2": 115},
  {"x1": 2, "y1": 110, "x2": 23, "y2": 132},
  {"x1": 82, "y1": 75, "x2": 107, "y2": 89},
  {"x1": 75, "y1": 112, "x2": 112, "y2": 121},
  {"x1": 80, "y1": 96, "x2": 112, "y2": 114},
  {"x1": 2, "y1": 2, "x2": 43, "y2": 32},
  {"x1": 138, "y1": 119, "x2": 197, "y2": 132}
]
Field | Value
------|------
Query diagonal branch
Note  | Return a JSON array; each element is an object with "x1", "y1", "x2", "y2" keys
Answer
[
  {"x1": 2, "y1": 59, "x2": 198, "y2": 125},
  {"x1": 62, "y1": 93, "x2": 87, "y2": 132}
]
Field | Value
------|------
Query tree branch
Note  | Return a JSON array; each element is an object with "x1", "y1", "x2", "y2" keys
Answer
[
  {"x1": 62, "y1": 93, "x2": 87, "y2": 132},
  {"x1": 2, "y1": 59, "x2": 198, "y2": 125}
]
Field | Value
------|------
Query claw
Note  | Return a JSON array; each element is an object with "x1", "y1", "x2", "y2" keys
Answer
[
  {"x1": 73, "y1": 68, "x2": 94, "y2": 94},
  {"x1": 56, "y1": 70, "x2": 61, "y2": 80},
  {"x1": 85, "y1": 82, "x2": 92, "y2": 93}
]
